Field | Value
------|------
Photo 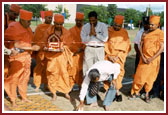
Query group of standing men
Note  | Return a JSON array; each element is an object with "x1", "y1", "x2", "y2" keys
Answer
[{"x1": 4, "y1": 4, "x2": 164, "y2": 111}]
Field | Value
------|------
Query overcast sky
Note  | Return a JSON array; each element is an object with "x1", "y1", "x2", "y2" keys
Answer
[
  {"x1": 116, "y1": 4, "x2": 164, "y2": 12},
  {"x1": 90, "y1": 2, "x2": 165, "y2": 13}
]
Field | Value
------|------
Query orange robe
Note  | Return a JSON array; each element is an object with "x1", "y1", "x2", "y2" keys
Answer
[
  {"x1": 42, "y1": 26, "x2": 73, "y2": 94},
  {"x1": 69, "y1": 25, "x2": 85, "y2": 88},
  {"x1": 33, "y1": 23, "x2": 52, "y2": 88},
  {"x1": 131, "y1": 29, "x2": 164, "y2": 95},
  {"x1": 104, "y1": 27, "x2": 131, "y2": 90},
  {"x1": 4, "y1": 22, "x2": 33, "y2": 102},
  {"x1": 4, "y1": 13, "x2": 16, "y2": 79}
]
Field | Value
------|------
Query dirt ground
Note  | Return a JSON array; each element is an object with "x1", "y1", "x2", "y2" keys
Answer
[
  {"x1": 4, "y1": 55, "x2": 165, "y2": 112},
  {"x1": 37, "y1": 84, "x2": 164, "y2": 111}
]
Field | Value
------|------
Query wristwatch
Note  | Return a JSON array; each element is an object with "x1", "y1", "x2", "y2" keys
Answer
[{"x1": 14, "y1": 47, "x2": 25, "y2": 53}]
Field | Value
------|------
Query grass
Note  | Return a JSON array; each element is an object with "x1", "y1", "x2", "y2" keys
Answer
[{"x1": 30, "y1": 20, "x2": 75, "y2": 32}]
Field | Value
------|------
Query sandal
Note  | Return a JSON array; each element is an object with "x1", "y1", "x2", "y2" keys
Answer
[
  {"x1": 128, "y1": 94, "x2": 140, "y2": 100},
  {"x1": 145, "y1": 96, "x2": 151, "y2": 103}
]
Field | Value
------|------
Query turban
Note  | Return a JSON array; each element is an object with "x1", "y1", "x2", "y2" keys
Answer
[
  {"x1": 54, "y1": 14, "x2": 64, "y2": 23},
  {"x1": 44, "y1": 11, "x2": 53, "y2": 17},
  {"x1": 10, "y1": 4, "x2": 22, "y2": 13},
  {"x1": 20, "y1": 9, "x2": 33, "y2": 21},
  {"x1": 76, "y1": 12, "x2": 84, "y2": 20},
  {"x1": 149, "y1": 15, "x2": 160, "y2": 25},
  {"x1": 114, "y1": 15, "x2": 124, "y2": 25}
]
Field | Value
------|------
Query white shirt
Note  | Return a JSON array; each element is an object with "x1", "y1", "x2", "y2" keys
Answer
[
  {"x1": 79, "y1": 60, "x2": 120, "y2": 101},
  {"x1": 80, "y1": 21, "x2": 108, "y2": 47},
  {"x1": 134, "y1": 28, "x2": 144, "y2": 50}
]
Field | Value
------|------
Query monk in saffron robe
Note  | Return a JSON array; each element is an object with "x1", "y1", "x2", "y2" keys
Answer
[
  {"x1": 4, "y1": 4, "x2": 22, "y2": 30},
  {"x1": 33, "y1": 11, "x2": 53, "y2": 92},
  {"x1": 4, "y1": 9, "x2": 40, "y2": 107},
  {"x1": 69, "y1": 12, "x2": 85, "y2": 89},
  {"x1": 4, "y1": 4, "x2": 22, "y2": 80},
  {"x1": 130, "y1": 15, "x2": 164, "y2": 103},
  {"x1": 42, "y1": 14, "x2": 74, "y2": 101},
  {"x1": 104, "y1": 15, "x2": 131, "y2": 99}
]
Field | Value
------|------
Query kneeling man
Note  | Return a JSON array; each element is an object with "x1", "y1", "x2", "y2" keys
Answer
[{"x1": 76, "y1": 60, "x2": 120, "y2": 111}]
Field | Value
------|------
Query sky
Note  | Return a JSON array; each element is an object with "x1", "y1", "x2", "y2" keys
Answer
[
  {"x1": 116, "y1": 4, "x2": 164, "y2": 12},
  {"x1": 91, "y1": 2, "x2": 165, "y2": 13}
]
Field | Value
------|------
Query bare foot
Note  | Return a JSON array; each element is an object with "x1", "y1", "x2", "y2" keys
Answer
[
  {"x1": 65, "y1": 93, "x2": 70, "y2": 100},
  {"x1": 89, "y1": 102, "x2": 98, "y2": 107},
  {"x1": 21, "y1": 99, "x2": 32, "y2": 103},
  {"x1": 104, "y1": 105, "x2": 110, "y2": 111},
  {"x1": 65, "y1": 93, "x2": 75, "y2": 102},
  {"x1": 12, "y1": 101, "x2": 18, "y2": 108},
  {"x1": 35, "y1": 87, "x2": 40, "y2": 92},
  {"x1": 51, "y1": 94, "x2": 57, "y2": 101}
]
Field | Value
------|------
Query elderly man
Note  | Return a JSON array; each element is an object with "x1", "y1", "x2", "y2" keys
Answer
[
  {"x1": 4, "y1": 9, "x2": 40, "y2": 107},
  {"x1": 69, "y1": 12, "x2": 85, "y2": 89},
  {"x1": 104, "y1": 15, "x2": 131, "y2": 101},
  {"x1": 81, "y1": 11, "x2": 108, "y2": 77},
  {"x1": 42, "y1": 14, "x2": 74, "y2": 101},
  {"x1": 4, "y1": 4, "x2": 21, "y2": 80},
  {"x1": 76, "y1": 60, "x2": 120, "y2": 111},
  {"x1": 33, "y1": 11, "x2": 53, "y2": 92},
  {"x1": 4, "y1": 4, "x2": 22, "y2": 30},
  {"x1": 130, "y1": 15, "x2": 164, "y2": 103}
]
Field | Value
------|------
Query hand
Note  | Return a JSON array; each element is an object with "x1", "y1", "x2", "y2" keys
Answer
[
  {"x1": 43, "y1": 47, "x2": 48, "y2": 51},
  {"x1": 76, "y1": 103, "x2": 84, "y2": 111},
  {"x1": 10, "y1": 49, "x2": 19, "y2": 56},
  {"x1": 113, "y1": 56, "x2": 118, "y2": 62},
  {"x1": 89, "y1": 24, "x2": 96, "y2": 36},
  {"x1": 142, "y1": 56, "x2": 148, "y2": 64},
  {"x1": 108, "y1": 56, "x2": 118, "y2": 63},
  {"x1": 146, "y1": 58, "x2": 153, "y2": 64},
  {"x1": 111, "y1": 79, "x2": 117, "y2": 89},
  {"x1": 32, "y1": 45, "x2": 40, "y2": 51},
  {"x1": 60, "y1": 47, "x2": 64, "y2": 52}
]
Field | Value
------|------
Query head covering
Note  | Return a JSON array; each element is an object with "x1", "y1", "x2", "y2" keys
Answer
[
  {"x1": 114, "y1": 15, "x2": 124, "y2": 25},
  {"x1": 76, "y1": 12, "x2": 84, "y2": 20},
  {"x1": 44, "y1": 11, "x2": 53, "y2": 17},
  {"x1": 142, "y1": 16, "x2": 149, "y2": 25},
  {"x1": 10, "y1": 4, "x2": 22, "y2": 13},
  {"x1": 149, "y1": 15, "x2": 160, "y2": 25},
  {"x1": 20, "y1": 9, "x2": 33, "y2": 21},
  {"x1": 54, "y1": 14, "x2": 64, "y2": 23}
]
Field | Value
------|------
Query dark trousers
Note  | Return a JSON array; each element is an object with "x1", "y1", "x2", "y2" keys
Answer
[{"x1": 150, "y1": 52, "x2": 164, "y2": 97}]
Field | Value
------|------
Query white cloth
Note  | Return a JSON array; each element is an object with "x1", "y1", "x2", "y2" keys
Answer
[
  {"x1": 134, "y1": 28, "x2": 144, "y2": 50},
  {"x1": 4, "y1": 45, "x2": 12, "y2": 55},
  {"x1": 79, "y1": 60, "x2": 120, "y2": 101},
  {"x1": 80, "y1": 21, "x2": 108, "y2": 46}
]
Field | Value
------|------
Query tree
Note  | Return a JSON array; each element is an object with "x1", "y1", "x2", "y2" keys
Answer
[
  {"x1": 159, "y1": 11, "x2": 164, "y2": 27},
  {"x1": 124, "y1": 8, "x2": 143, "y2": 27},
  {"x1": 80, "y1": 5, "x2": 108, "y2": 23},
  {"x1": 107, "y1": 4, "x2": 117, "y2": 24},
  {"x1": 20, "y1": 4, "x2": 47, "y2": 18},
  {"x1": 4, "y1": 4, "x2": 10, "y2": 13},
  {"x1": 54, "y1": 5, "x2": 70, "y2": 19}
]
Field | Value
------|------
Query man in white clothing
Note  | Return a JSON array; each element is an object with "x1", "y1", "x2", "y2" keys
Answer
[
  {"x1": 80, "y1": 11, "x2": 108, "y2": 76},
  {"x1": 76, "y1": 60, "x2": 120, "y2": 111}
]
